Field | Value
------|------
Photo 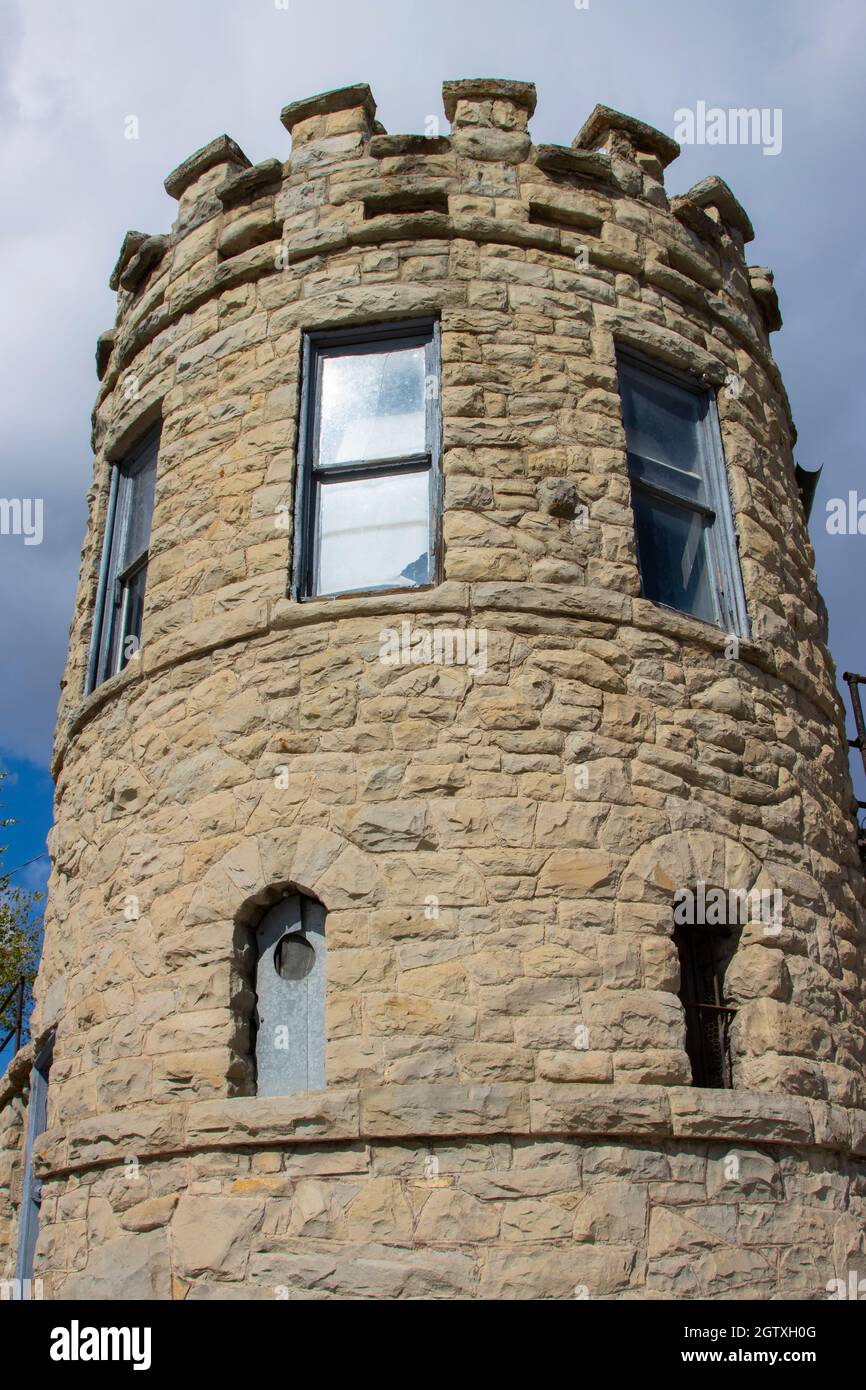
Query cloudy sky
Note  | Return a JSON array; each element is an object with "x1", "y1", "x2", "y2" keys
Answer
[{"x1": 1, "y1": 0, "x2": 864, "y2": 904}]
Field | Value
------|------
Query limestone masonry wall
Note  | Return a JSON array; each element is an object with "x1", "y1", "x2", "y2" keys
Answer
[{"x1": 5, "y1": 78, "x2": 865, "y2": 1299}]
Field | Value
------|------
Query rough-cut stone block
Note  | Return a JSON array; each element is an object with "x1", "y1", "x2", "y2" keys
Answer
[
  {"x1": 360, "y1": 1084, "x2": 530, "y2": 1137},
  {"x1": 185, "y1": 1091, "x2": 361, "y2": 1146},
  {"x1": 668, "y1": 1089, "x2": 814, "y2": 1146},
  {"x1": 530, "y1": 1084, "x2": 671, "y2": 1137},
  {"x1": 64, "y1": 1108, "x2": 185, "y2": 1168},
  {"x1": 60, "y1": 1231, "x2": 171, "y2": 1300}
]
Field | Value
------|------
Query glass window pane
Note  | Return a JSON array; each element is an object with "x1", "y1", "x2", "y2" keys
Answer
[
  {"x1": 317, "y1": 345, "x2": 427, "y2": 468},
  {"x1": 119, "y1": 563, "x2": 148, "y2": 668},
  {"x1": 632, "y1": 488, "x2": 717, "y2": 625},
  {"x1": 99, "y1": 595, "x2": 120, "y2": 683},
  {"x1": 96, "y1": 477, "x2": 137, "y2": 683},
  {"x1": 121, "y1": 446, "x2": 158, "y2": 567},
  {"x1": 628, "y1": 452, "x2": 706, "y2": 505},
  {"x1": 316, "y1": 470, "x2": 430, "y2": 596},
  {"x1": 620, "y1": 363, "x2": 709, "y2": 501},
  {"x1": 95, "y1": 430, "x2": 159, "y2": 686}
]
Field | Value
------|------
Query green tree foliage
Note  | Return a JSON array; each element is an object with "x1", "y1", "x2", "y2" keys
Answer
[{"x1": 0, "y1": 771, "x2": 44, "y2": 1048}]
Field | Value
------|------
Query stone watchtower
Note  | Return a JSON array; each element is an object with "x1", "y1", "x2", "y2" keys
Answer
[{"x1": 3, "y1": 78, "x2": 866, "y2": 1300}]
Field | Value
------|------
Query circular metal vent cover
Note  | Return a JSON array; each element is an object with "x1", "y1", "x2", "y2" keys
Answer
[{"x1": 274, "y1": 932, "x2": 316, "y2": 981}]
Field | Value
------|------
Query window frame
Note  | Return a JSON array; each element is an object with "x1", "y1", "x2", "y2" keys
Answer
[
  {"x1": 13, "y1": 1032, "x2": 54, "y2": 1293},
  {"x1": 85, "y1": 423, "x2": 161, "y2": 693},
  {"x1": 291, "y1": 319, "x2": 442, "y2": 602},
  {"x1": 617, "y1": 348, "x2": 749, "y2": 638}
]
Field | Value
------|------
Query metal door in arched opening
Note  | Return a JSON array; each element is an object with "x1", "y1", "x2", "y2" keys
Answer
[{"x1": 254, "y1": 895, "x2": 326, "y2": 1097}]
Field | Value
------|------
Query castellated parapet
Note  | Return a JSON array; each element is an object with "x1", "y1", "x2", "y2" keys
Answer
[{"x1": 3, "y1": 78, "x2": 865, "y2": 1300}]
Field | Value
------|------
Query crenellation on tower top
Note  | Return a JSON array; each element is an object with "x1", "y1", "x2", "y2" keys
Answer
[
  {"x1": 94, "y1": 330, "x2": 114, "y2": 381},
  {"x1": 216, "y1": 158, "x2": 283, "y2": 208},
  {"x1": 748, "y1": 266, "x2": 783, "y2": 332},
  {"x1": 118, "y1": 233, "x2": 170, "y2": 294},
  {"x1": 574, "y1": 102, "x2": 680, "y2": 168},
  {"x1": 685, "y1": 174, "x2": 755, "y2": 244},
  {"x1": 108, "y1": 230, "x2": 149, "y2": 291},
  {"x1": 280, "y1": 82, "x2": 378, "y2": 142},
  {"x1": 99, "y1": 81, "x2": 774, "y2": 343},
  {"x1": 88, "y1": 76, "x2": 789, "y2": 455},
  {"x1": 164, "y1": 133, "x2": 252, "y2": 200},
  {"x1": 442, "y1": 77, "x2": 537, "y2": 128}
]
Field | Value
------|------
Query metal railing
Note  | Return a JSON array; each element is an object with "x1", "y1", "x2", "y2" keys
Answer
[
  {"x1": 0, "y1": 976, "x2": 26, "y2": 1056},
  {"x1": 683, "y1": 1001, "x2": 736, "y2": 1090},
  {"x1": 843, "y1": 672, "x2": 866, "y2": 864}
]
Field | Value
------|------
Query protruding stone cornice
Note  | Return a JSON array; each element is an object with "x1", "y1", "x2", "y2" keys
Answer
[
  {"x1": 95, "y1": 330, "x2": 114, "y2": 381},
  {"x1": 574, "y1": 103, "x2": 680, "y2": 168},
  {"x1": 280, "y1": 82, "x2": 376, "y2": 133},
  {"x1": 164, "y1": 134, "x2": 251, "y2": 199},
  {"x1": 32, "y1": 1084, "x2": 866, "y2": 1180},
  {"x1": 442, "y1": 77, "x2": 538, "y2": 122},
  {"x1": 684, "y1": 174, "x2": 755, "y2": 243},
  {"x1": 119, "y1": 234, "x2": 169, "y2": 293},
  {"x1": 749, "y1": 265, "x2": 783, "y2": 331},
  {"x1": 108, "y1": 230, "x2": 149, "y2": 291}
]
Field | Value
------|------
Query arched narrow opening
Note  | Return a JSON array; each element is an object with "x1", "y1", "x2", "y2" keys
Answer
[
  {"x1": 674, "y1": 910, "x2": 740, "y2": 1089},
  {"x1": 234, "y1": 890, "x2": 327, "y2": 1098}
]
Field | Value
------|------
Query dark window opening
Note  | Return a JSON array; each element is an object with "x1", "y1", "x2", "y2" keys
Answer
[
  {"x1": 674, "y1": 924, "x2": 738, "y2": 1089},
  {"x1": 527, "y1": 198, "x2": 603, "y2": 235},
  {"x1": 363, "y1": 189, "x2": 448, "y2": 219}
]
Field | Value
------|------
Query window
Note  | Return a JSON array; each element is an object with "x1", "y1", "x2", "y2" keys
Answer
[
  {"x1": 86, "y1": 425, "x2": 160, "y2": 691},
  {"x1": 674, "y1": 924, "x2": 737, "y2": 1088},
  {"x1": 293, "y1": 321, "x2": 440, "y2": 599},
  {"x1": 14, "y1": 1035, "x2": 53, "y2": 1296},
  {"x1": 617, "y1": 353, "x2": 748, "y2": 634},
  {"x1": 253, "y1": 894, "x2": 326, "y2": 1096}
]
